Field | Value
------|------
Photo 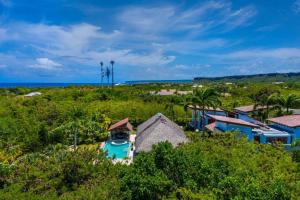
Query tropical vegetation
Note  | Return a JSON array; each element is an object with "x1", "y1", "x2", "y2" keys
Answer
[{"x1": 0, "y1": 81, "x2": 300, "y2": 199}]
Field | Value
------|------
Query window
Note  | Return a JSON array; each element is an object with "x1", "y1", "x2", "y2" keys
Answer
[{"x1": 266, "y1": 137, "x2": 288, "y2": 144}]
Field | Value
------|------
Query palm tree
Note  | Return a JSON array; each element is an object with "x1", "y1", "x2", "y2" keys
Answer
[
  {"x1": 191, "y1": 88, "x2": 221, "y2": 130},
  {"x1": 100, "y1": 62, "x2": 104, "y2": 84},
  {"x1": 180, "y1": 95, "x2": 191, "y2": 122},
  {"x1": 106, "y1": 66, "x2": 111, "y2": 85},
  {"x1": 110, "y1": 60, "x2": 115, "y2": 88},
  {"x1": 70, "y1": 106, "x2": 85, "y2": 150},
  {"x1": 277, "y1": 94, "x2": 300, "y2": 114},
  {"x1": 165, "y1": 97, "x2": 176, "y2": 120},
  {"x1": 254, "y1": 93, "x2": 278, "y2": 121}
]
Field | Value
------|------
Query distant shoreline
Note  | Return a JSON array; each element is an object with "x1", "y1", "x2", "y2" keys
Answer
[
  {"x1": 2, "y1": 71, "x2": 300, "y2": 88},
  {"x1": 0, "y1": 83, "x2": 107, "y2": 88},
  {"x1": 0, "y1": 80, "x2": 193, "y2": 88}
]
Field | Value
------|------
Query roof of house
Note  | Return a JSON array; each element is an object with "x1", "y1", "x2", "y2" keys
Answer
[
  {"x1": 188, "y1": 105, "x2": 224, "y2": 112},
  {"x1": 24, "y1": 92, "x2": 42, "y2": 97},
  {"x1": 150, "y1": 89, "x2": 192, "y2": 96},
  {"x1": 108, "y1": 118, "x2": 133, "y2": 131},
  {"x1": 205, "y1": 122, "x2": 216, "y2": 132},
  {"x1": 234, "y1": 105, "x2": 267, "y2": 113},
  {"x1": 208, "y1": 115, "x2": 259, "y2": 128},
  {"x1": 268, "y1": 115, "x2": 300, "y2": 128},
  {"x1": 253, "y1": 128, "x2": 290, "y2": 137},
  {"x1": 135, "y1": 113, "x2": 188, "y2": 153}
]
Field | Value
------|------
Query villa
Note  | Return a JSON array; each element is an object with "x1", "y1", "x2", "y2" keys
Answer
[
  {"x1": 205, "y1": 114, "x2": 293, "y2": 145},
  {"x1": 205, "y1": 115, "x2": 259, "y2": 141},
  {"x1": 234, "y1": 105, "x2": 267, "y2": 125},
  {"x1": 103, "y1": 118, "x2": 134, "y2": 160},
  {"x1": 253, "y1": 127, "x2": 291, "y2": 144},
  {"x1": 135, "y1": 113, "x2": 188, "y2": 154},
  {"x1": 102, "y1": 110, "x2": 299, "y2": 162},
  {"x1": 268, "y1": 115, "x2": 300, "y2": 143},
  {"x1": 189, "y1": 105, "x2": 227, "y2": 129},
  {"x1": 103, "y1": 114, "x2": 189, "y2": 161},
  {"x1": 108, "y1": 118, "x2": 133, "y2": 140},
  {"x1": 188, "y1": 103, "x2": 297, "y2": 145}
]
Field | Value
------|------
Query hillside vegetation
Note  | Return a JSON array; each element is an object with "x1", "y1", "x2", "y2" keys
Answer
[{"x1": 0, "y1": 82, "x2": 300, "y2": 199}]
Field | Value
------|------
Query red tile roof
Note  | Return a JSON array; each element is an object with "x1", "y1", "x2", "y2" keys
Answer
[
  {"x1": 205, "y1": 122, "x2": 216, "y2": 132},
  {"x1": 268, "y1": 115, "x2": 300, "y2": 128},
  {"x1": 234, "y1": 105, "x2": 267, "y2": 113},
  {"x1": 108, "y1": 118, "x2": 133, "y2": 131},
  {"x1": 208, "y1": 115, "x2": 259, "y2": 128}
]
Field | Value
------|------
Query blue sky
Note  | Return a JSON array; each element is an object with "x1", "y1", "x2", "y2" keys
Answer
[{"x1": 1, "y1": 0, "x2": 300, "y2": 83}]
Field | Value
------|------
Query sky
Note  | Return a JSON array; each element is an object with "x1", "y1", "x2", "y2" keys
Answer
[{"x1": 0, "y1": 0, "x2": 300, "y2": 83}]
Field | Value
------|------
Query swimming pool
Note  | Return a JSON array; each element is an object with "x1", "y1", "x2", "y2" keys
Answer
[{"x1": 103, "y1": 140, "x2": 131, "y2": 159}]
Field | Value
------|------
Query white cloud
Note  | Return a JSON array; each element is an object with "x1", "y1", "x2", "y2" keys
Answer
[
  {"x1": 293, "y1": 0, "x2": 300, "y2": 13},
  {"x1": 223, "y1": 5, "x2": 257, "y2": 30},
  {"x1": 0, "y1": 0, "x2": 11, "y2": 7},
  {"x1": 155, "y1": 39, "x2": 227, "y2": 54},
  {"x1": 0, "y1": 64, "x2": 7, "y2": 68},
  {"x1": 5, "y1": 23, "x2": 122, "y2": 56},
  {"x1": 119, "y1": 2, "x2": 256, "y2": 35},
  {"x1": 29, "y1": 58, "x2": 62, "y2": 70},
  {"x1": 0, "y1": 2, "x2": 257, "y2": 75},
  {"x1": 84, "y1": 49, "x2": 176, "y2": 67},
  {"x1": 0, "y1": 28, "x2": 6, "y2": 39},
  {"x1": 222, "y1": 48, "x2": 300, "y2": 59},
  {"x1": 0, "y1": 22, "x2": 177, "y2": 69},
  {"x1": 205, "y1": 48, "x2": 300, "y2": 76},
  {"x1": 7, "y1": 2, "x2": 296, "y2": 81},
  {"x1": 256, "y1": 24, "x2": 279, "y2": 32}
]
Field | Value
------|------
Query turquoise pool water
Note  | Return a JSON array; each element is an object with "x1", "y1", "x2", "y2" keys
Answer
[{"x1": 103, "y1": 140, "x2": 130, "y2": 159}]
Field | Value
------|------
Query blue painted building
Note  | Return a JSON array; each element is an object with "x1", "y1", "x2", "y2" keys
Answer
[
  {"x1": 206, "y1": 115, "x2": 259, "y2": 141},
  {"x1": 234, "y1": 105, "x2": 267, "y2": 126},
  {"x1": 268, "y1": 115, "x2": 300, "y2": 143},
  {"x1": 253, "y1": 128, "x2": 291, "y2": 144},
  {"x1": 206, "y1": 115, "x2": 292, "y2": 145},
  {"x1": 189, "y1": 105, "x2": 227, "y2": 130}
]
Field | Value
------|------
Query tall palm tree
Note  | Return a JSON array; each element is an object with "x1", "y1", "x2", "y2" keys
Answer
[
  {"x1": 100, "y1": 62, "x2": 104, "y2": 84},
  {"x1": 277, "y1": 94, "x2": 300, "y2": 114},
  {"x1": 165, "y1": 97, "x2": 176, "y2": 120},
  {"x1": 106, "y1": 66, "x2": 111, "y2": 85},
  {"x1": 254, "y1": 93, "x2": 278, "y2": 121},
  {"x1": 110, "y1": 60, "x2": 115, "y2": 88},
  {"x1": 70, "y1": 106, "x2": 85, "y2": 150},
  {"x1": 191, "y1": 88, "x2": 221, "y2": 130},
  {"x1": 181, "y1": 95, "x2": 191, "y2": 122}
]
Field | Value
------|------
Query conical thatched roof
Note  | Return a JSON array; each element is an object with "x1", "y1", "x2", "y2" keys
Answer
[{"x1": 135, "y1": 113, "x2": 188, "y2": 153}]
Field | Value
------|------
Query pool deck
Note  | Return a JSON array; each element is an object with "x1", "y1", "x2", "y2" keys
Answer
[{"x1": 102, "y1": 134, "x2": 136, "y2": 165}]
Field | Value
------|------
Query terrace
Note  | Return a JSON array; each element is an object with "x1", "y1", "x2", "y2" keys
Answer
[
  {"x1": 202, "y1": 108, "x2": 296, "y2": 145},
  {"x1": 102, "y1": 118, "x2": 135, "y2": 163},
  {"x1": 188, "y1": 105, "x2": 227, "y2": 130},
  {"x1": 268, "y1": 115, "x2": 300, "y2": 143}
]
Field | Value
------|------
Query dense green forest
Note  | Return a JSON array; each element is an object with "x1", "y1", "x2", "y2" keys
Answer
[
  {"x1": 0, "y1": 82, "x2": 300, "y2": 199},
  {"x1": 194, "y1": 72, "x2": 300, "y2": 83}
]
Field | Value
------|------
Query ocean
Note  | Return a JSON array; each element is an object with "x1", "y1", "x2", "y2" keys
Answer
[
  {"x1": 0, "y1": 83, "x2": 106, "y2": 88},
  {"x1": 0, "y1": 80, "x2": 193, "y2": 88}
]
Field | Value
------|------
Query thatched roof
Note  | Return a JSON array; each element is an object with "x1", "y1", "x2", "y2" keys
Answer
[{"x1": 135, "y1": 113, "x2": 188, "y2": 153}]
